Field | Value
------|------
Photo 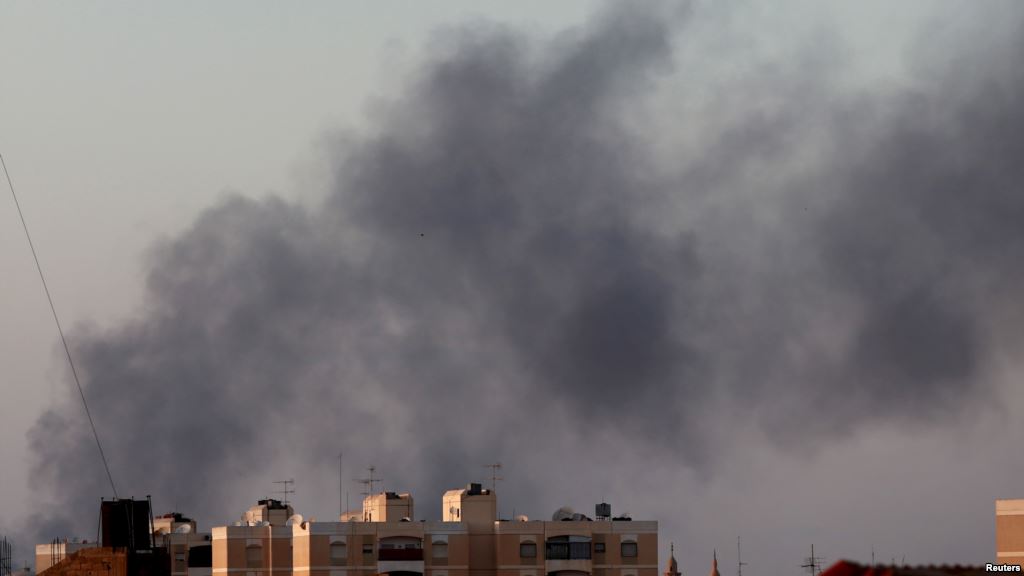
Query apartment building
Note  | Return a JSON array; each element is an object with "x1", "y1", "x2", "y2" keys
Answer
[
  {"x1": 153, "y1": 513, "x2": 212, "y2": 576},
  {"x1": 996, "y1": 499, "x2": 1024, "y2": 565},
  {"x1": 34, "y1": 540, "x2": 99, "y2": 573},
  {"x1": 221, "y1": 483, "x2": 658, "y2": 576},
  {"x1": 213, "y1": 499, "x2": 297, "y2": 575}
]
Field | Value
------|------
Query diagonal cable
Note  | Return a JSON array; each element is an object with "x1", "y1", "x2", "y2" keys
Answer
[{"x1": 2, "y1": 153, "x2": 118, "y2": 498}]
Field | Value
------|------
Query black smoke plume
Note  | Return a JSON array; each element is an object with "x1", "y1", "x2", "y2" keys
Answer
[{"x1": 25, "y1": 1, "x2": 1024, "y2": 554}]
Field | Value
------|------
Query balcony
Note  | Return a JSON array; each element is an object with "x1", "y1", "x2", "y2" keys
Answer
[
  {"x1": 545, "y1": 542, "x2": 592, "y2": 560},
  {"x1": 378, "y1": 548, "x2": 424, "y2": 562},
  {"x1": 545, "y1": 537, "x2": 592, "y2": 575},
  {"x1": 545, "y1": 560, "x2": 593, "y2": 575}
]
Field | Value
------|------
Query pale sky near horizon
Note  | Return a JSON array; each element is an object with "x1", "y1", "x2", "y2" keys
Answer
[
  {"x1": 3, "y1": 2, "x2": 1022, "y2": 574},
  {"x1": 0, "y1": 0, "x2": 593, "y2": 513}
]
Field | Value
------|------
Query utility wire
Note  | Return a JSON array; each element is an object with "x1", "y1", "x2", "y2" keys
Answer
[{"x1": 2, "y1": 153, "x2": 118, "y2": 498}]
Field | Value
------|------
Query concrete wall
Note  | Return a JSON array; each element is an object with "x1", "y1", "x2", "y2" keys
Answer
[
  {"x1": 38, "y1": 548, "x2": 128, "y2": 576},
  {"x1": 35, "y1": 542, "x2": 98, "y2": 573},
  {"x1": 997, "y1": 499, "x2": 1024, "y2": 564},
  {"x1": 212, "y1": 525, "x2": 293, "y2": 575}
]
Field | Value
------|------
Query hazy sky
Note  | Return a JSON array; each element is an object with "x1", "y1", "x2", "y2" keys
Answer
[{"x1": 3, "y1": 2, "x2": 1024, "y2": 574}]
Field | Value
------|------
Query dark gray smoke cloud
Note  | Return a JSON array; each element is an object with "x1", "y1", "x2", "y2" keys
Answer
[{"x1": 24, "y1": 0, "x2": 1024, "y2": 565}]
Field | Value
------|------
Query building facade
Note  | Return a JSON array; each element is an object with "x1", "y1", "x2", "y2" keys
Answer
[
  {"x1": 996, "y1": 499, "x2": 1024, "y2": 565},
  {"x1": 216, "y1": 484, "x2": 657, "y2": 576},
  {"x1": 153, "y1": 513, "x2": 212, "y2": 576},
  {"x1": 212, "y1": 500, "x2": 297, "y2": 575},
  {"x1": 35, "y1": 541, "x2": 98, "y2": 573}
]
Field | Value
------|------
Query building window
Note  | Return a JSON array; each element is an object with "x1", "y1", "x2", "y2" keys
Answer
[
  {"x1": 621, "y1": 542, "x2": 638, "y2": 558},
  {"x1": 520, "y1": 542, "x2": 537, "y2": 558},
  {"x1": 432, "y1": 542, "x2": 449, "y2": 559},
  {"x1": 363, "y1": 543, "x2": 373, "y2": 555},
  {"x1": 594, "y1": 543, "x2": 606, "y2": 554},
  {"x1": 330, "y1": 542, "x2": 347, "y2": 566},
  {"x1": 246, "y1": 545, "x2": 262, "y2": 568},
  {"x1": 546, "y1": 536, "x2": 591, "y2": 560}
]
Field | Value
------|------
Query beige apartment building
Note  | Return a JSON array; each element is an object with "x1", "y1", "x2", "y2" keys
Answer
[
  {"x1": 213, "y1": 499, "x2": 297, "y2": 574},
  {"x1": 216, "y1": 484, "x2": 658, "y2": 576},
  {"x1": 34, "y1": 540, "x2": 98, "y2": 573},
  {"x1": 35, "y1": 510, "x2": 212, "y2": 575},
  {"x1": 996, "y1": 499, "x2": 1024, "y2": 564},
  {"x1": 154, "y1": 512, "x2": 213, "y2": 576}
]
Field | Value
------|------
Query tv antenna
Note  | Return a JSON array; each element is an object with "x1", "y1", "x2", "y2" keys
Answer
[
  {"x1": 273, "y1": 479, "x2": 295, "y2": 505},
  {"x1": 356, "y1": 466, "x2": 382, "y2": 496},
  {"x1": 338, "y1": 452, "x2": 346, "y2": 515},
  {"x1": 483, "y1": 462, "x2": 503, "y2": 492},
  {"x1": 737, "y1": 536, "x2": 748, "y2": 576},
  {"x1": 801, "y1": 544, "x2": 823, "y2": 576}
]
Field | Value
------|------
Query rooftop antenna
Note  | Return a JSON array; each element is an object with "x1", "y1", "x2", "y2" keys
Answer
[
  {"x1": 801, "y1": 544, "x2": 823, "y2": 576},
  {"x1": 871, "y1": 545, "x2": 875, "y2": 566},
  {"x1": 356, "y1": 466, "x2": 382, "y2": 496},
  {"x1": 1, "y1": 535, "x2": 11, "y2": 576},
  {"x1": 483, "y1": 462, "x2": 503, "y2": 492},
  {"x1": 338, "y1": 452, "x2": 344, "y2": 516},
  {"x1": 737, "y1": 536, "x2": 748, "y2": 576},
  {"x1": 273, "y1": 479, "x2": 295, "y2": 506}
]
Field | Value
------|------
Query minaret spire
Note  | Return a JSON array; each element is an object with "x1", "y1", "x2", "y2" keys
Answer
[{"x1": 665, "y1": 542, "x2": 681, "y2": 576}]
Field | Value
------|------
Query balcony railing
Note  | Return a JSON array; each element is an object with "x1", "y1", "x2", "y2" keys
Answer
[
  {"x1": 545, "y1": 542, "x2": 592, "y2": 560},
  {"x1": 378, "y1": 548, "x2": 424, "y2": 561}
]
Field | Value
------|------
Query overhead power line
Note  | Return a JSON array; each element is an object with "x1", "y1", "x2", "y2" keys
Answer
[{"x1": 2, "y1": 153, "x2": 118, "y2": 498}]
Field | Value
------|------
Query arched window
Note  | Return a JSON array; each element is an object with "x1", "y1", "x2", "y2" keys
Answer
[
  {"x1": 621, "y1": 540, "x2": 638, "y2": 558},
  {"x1": 330, "y1": 541, "x2": 347, "y2": 566},
  {"x1": 246, "y1": 544, "x2": 262, "y2": 568},
  {"x1": 432, "y1": 541, "x2": 449, "y2": 559},
  {"x1": 519, "y1": 542, "x2": 537, "y2": 558}
]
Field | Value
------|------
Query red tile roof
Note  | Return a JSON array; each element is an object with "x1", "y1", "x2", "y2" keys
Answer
[{"x1": 821, "y1": 560, "x2": 989, "y2": 576}]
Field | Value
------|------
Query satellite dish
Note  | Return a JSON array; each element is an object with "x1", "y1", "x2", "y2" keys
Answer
[
  {"x1": 285, "y1": 514, "x2": 303, "y2": 526},
  {"x1": 551, "y1": 506, "x2": 574, "y2": 521},
  {"x1": 233, "y1": 522, "x2": 243, "y2": 527},
  {"x1": 174, "y1": 525, "x2": 192, "y2": 534},
  {"x1": 261, "y1": 521, "x2": 271, "y2": 527},
  {"x1": 515, "y1": 515, "x2": 529, "y2": 522}
]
